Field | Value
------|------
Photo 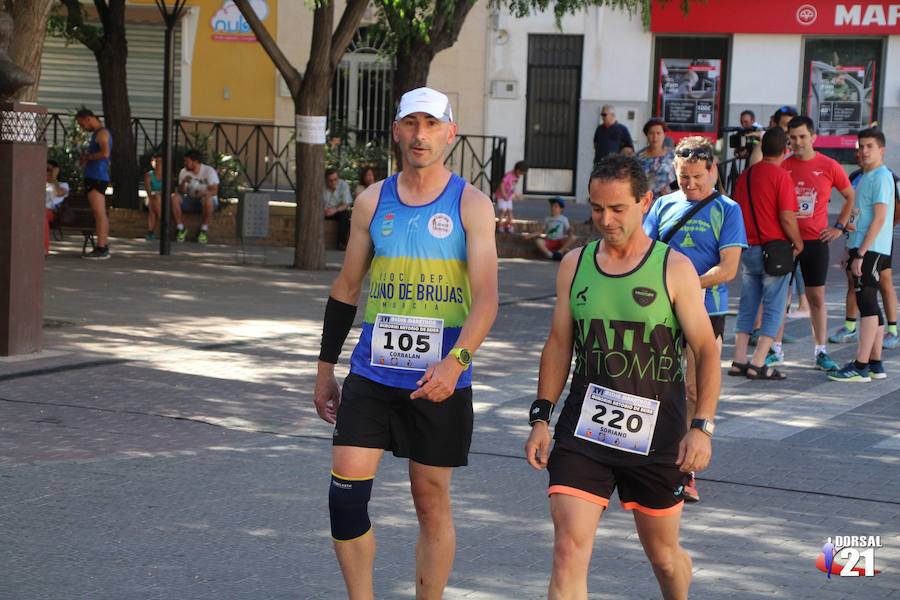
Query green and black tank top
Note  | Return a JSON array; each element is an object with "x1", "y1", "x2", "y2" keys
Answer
[{"x1": 554, "y1": 239, "x2": 686, "y2": 466}]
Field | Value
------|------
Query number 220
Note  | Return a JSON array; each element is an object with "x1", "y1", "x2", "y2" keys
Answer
[{"x1": 592, "y1": 404, "x2": 642, "y2": 433}]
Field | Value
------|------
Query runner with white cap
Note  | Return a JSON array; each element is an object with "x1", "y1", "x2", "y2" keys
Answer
[{"x1": 314, "y1": 87, "x2": 498, "y2": 599}]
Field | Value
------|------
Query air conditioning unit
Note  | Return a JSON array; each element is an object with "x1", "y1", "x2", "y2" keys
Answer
[{"x1": 491, "y1": 80, "x2": 518, "y2": 99}]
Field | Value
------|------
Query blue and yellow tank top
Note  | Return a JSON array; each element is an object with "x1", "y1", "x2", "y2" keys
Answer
[{"x1": 349, "y1": 173, "x2": 472, "y2": 389}]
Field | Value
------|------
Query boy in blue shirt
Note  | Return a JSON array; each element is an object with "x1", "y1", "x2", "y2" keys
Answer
[{"x1": 830, "y1": 129, "x2": 895, "y2": 382}]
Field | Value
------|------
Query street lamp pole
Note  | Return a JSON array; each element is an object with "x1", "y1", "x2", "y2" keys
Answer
[{"x1": 155, "y1": 0, "x2": 187, "y2": 256}]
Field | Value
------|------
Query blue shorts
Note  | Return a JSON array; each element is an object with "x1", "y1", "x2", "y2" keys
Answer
[
  {"x1": 180, "y1": 195, "x2": 218, "y2": 214},
  {"x1": 736, "y1": 245, "x2": 791, "y2": 339}
]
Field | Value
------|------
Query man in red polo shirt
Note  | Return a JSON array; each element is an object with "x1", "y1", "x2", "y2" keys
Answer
[{"x1": 774, "y1": 115, "x2": 854, "y2": 372}]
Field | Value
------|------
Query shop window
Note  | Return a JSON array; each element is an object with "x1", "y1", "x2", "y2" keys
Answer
[
  {"x1": 802, "y1": 38, "x2": 883, "y2": 163},
  {"x1": 652, "y1": 37, "x2": 729, "y2": 143}
]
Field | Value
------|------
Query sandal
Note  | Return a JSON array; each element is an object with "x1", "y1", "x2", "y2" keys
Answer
[
  {"x1": 727, "y1": 361, "x2": 749, "y2": 377},
  {"x1": 746, "y1": 364, "x2": 786, "y2": 380}
]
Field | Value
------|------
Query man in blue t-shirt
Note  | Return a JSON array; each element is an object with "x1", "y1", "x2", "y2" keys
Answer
[
  {"x1": 644, "y1": 136, "x2": 747, "y2": 502},
  {"x1": 829, "y1": 129, "x2": 896, "y2": 382}
]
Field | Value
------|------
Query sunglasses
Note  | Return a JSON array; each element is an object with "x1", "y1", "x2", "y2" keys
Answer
[
  {"x1": 676, "y1": 148, "x2": 713, "y2": 161},
  {"x1": 600, "y1": 113, "x2": 608, "y2": 117}
]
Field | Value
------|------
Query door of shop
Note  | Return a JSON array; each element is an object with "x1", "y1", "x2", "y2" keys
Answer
[{"x1": 524, "y1": 34, "x2": 583, "y2": 196}]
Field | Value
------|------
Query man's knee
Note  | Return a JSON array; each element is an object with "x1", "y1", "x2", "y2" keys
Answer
[
  {"x1": 805, "y1": 287, "x2": 826, "y2": 308},
  {"x1": 329, "y1": 472, "x2": 374, "y2": 541},
  {"x1": 410, "y1": 471, "x2": 452, "y2": 526},
  {"x1": 644, "y1": 543, "x2": 687, "y2": 577}
]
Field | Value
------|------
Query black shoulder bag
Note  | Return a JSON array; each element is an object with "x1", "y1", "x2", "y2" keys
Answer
[
  {"x1": 745, "y1": 166, "x2": 794, "y2": 276},
  {"x1": 660, "y1": 192, "x2": 718, "y2": 244}
]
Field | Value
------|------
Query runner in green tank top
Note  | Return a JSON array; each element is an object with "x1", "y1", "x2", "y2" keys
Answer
[{"x1": 525, "y1": 155, "x2": 721, "y2": 600}]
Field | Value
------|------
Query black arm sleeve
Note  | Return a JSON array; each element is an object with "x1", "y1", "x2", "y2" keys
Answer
[{"x1": 319, "y1": 296, "x2": 358, "y2": 364}]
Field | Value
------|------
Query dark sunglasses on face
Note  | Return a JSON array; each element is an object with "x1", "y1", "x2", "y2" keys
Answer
[
  {"x1": 600, "y1": 113, "x2": 608, "y2": 117},
  {"x1": 676, "y1": 147, "x2": 713, "y2": 161}
]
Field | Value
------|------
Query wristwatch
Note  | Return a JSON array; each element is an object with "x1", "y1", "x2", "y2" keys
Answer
[
  {"x1": 690, "y1": 418, "x2": 715, "y2": 438},
  {"x1": 449, "y1": 347, "x2": 472, "y2": 369},
  {"x1": 834, "y1": 222, "x2": 846, "y2": 231}
]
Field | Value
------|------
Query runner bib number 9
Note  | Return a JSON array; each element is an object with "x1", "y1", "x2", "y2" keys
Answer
[
  {"x1": 797, "y1": 192, "x2": 815, "y2": 218},
  {"x1": 370, "y1": 313, "x2": 444, "y2": 372},
  {"x1": 574, "y1": 383, "x2": 660, "y2": 456}
]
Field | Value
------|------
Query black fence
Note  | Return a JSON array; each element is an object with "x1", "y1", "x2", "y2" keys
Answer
[
  {"x1": 42, "y1": 112, "x2": 507, "y2": 197},
  {"x1": 717, "y1": 155, "x2": 750, "y2": 197}
]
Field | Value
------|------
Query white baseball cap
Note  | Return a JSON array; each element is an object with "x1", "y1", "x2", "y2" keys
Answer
[{"x1": 395, "y1": 87, "x2": 453, "y2": 122}]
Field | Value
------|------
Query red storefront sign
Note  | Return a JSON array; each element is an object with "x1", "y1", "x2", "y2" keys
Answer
[{"x1": 651, "y1": 1, "x2": 900, "y2": 34}]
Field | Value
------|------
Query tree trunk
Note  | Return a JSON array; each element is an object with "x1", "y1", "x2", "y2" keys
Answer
[
  {"x1": 291, "y1": 2, "x2": 336, "y2": 270},
  {"x1": 95, "y1": 30, "x2": 137, "y2": 209},
  {"x1": 6, "y1": 0, "x2": 54, "y2": 102},
  {"x1": 392, "y1": 46, "x2": 435, "y2": 106}
]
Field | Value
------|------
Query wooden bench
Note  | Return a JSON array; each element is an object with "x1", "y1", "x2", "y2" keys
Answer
[{"x1": 52, "y1": 192, "x2": 105, "y2": 255}]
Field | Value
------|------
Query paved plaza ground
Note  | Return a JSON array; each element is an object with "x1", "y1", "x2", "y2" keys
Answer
[{"x1": 2, "y1": 225, "x2": 899, "y2": 599}]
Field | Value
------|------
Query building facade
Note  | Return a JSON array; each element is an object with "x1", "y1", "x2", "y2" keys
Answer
[{"x1": 484, "y1": 0, "x2": 900, "y2": 199}]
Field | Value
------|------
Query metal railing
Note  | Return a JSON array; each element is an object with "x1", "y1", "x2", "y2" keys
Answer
[
  {"x1": 718, "y1": 155, "x2": 750, "y2": 197},
  {"x1": 42, "y1": 112, "x2": 506, "y2": 197},
  {"x1": 445, "y1": 134, "x2": 507, "y2": 197}
]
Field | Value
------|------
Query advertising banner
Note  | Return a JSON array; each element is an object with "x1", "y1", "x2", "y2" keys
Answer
[
  {"x1": 652, "y1": 1, "x2": 900, "y2": 35},
  {"x1": 808, "y1": 61, "x2": 876, "y2": 148},
  {"x1": 658, "y1": 58, "x2": 722, "y2": 140}
]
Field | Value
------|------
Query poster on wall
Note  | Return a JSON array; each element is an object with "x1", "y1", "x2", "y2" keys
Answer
[
  {"x1": 807, "y1": 61, "x2": 876, "y2": 149},
  {"x1": 658, "y1": 58, "x2": 722, "y2": 140}
]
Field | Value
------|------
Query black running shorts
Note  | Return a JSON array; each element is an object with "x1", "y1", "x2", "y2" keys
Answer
[
  {"x1": 333, "y1": 372, "x2": 473, "y2": 467},
  {"x1": 847, "y1": 249, "x2": 891, "y2": 289},
  {"x1": 709, "y1": 315, "x2": 726, "y2": 340},
  {"x1": 797, "y1": 239, "x2": 829, "y2": 287},
  {"x1": 83, "y1": 177, "x2": 108, "y2": 195},
  {"x1": 547, "y1": 445, "x2": 690, "y2": 516}
]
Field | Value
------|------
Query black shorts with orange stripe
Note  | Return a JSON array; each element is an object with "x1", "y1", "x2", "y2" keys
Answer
[{"x1": 547, "y1": 445, "x2": 690, "y2": 516}]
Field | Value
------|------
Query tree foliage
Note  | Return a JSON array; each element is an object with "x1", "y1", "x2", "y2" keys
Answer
[{"x1": 501, "y1": 0, "x2": 692, "y2": 28}]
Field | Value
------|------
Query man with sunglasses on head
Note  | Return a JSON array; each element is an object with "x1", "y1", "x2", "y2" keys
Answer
[{"x1": 643, "y1": 137, "x2": 746, "y2": 503}]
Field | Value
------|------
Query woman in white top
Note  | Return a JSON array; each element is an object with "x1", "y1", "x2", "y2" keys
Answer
[{"x1": 45, "y1": 159, "x2": 70, "y2": 255}]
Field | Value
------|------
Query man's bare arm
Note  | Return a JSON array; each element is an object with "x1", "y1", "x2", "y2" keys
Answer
[
  {"x1": 699, "y1": 246, "x2": 742, "y2": 289},
  {"x1": 535, "y1": 249, "x2": 579, "y2": 403},
  {"x1": 669, "y1": 251, "x2": 720, "y2": 473},
  {"x1": 313, "y1": 182, "x2": 379, "y2": 422},
  {"x1": 452, "y1": 185, "x2": 499, "y2": 354},
  {"x1": 778, "y1": 210, "x2": 805, "y2": 253},
  {"x1": 821, "y1": 185, "x2": 855, "y2": 242},
  {"x1": 328, "y1": 183, "x2": 380, "y2": 304},
  {"x1": 526, "y1": 248, "x2": 579, "y2": 469},
  {"x1": 410, "y1": 184, "x2": 498, "y2": 401}
]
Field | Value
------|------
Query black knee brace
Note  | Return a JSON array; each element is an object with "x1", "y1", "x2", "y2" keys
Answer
[
  {"x1": 328, "y1": 472, "x2": 374, "y2": 541},
  {"x1": 856, "y1": 284, "x2": 883, "y2": 324}
]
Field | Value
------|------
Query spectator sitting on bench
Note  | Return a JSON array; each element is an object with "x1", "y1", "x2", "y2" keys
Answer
[
  {"x1": 172, "y1": 149, "x2": 219, "y2": 244},
  {"x1": 44, "y1": 159, "x2": 69, "y2": 255},
  {"x1": 323, "y1": 167, "x2": 352, "y2": 250},
  {"x1": 144, "y1": 152, "x2": 162, "y2": 241},
  {"x1": 523, "y1": 196, "x2": 577, "y2": 261}
]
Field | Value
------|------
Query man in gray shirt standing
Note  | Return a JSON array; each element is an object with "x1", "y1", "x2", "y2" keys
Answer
[{"x1": 324, "y1": 167, "x2": 352, "y2": 250}]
